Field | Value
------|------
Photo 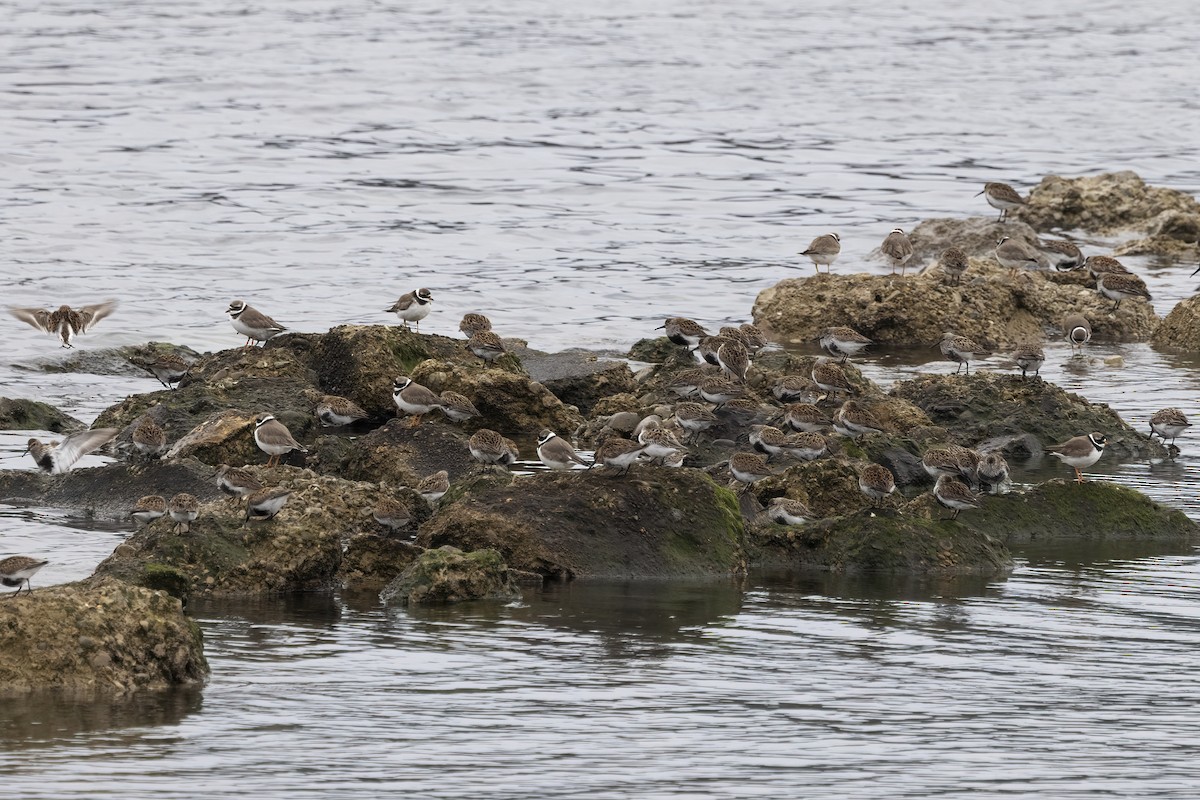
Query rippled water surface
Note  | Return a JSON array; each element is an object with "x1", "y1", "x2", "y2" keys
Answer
[{"x1": 4, "y1": 0, "x2": 1200, "y2": 796}]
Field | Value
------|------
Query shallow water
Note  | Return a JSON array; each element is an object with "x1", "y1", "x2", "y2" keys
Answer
[{"x1": 4, "y1": 0, "x2": 1200, "y2": 795}]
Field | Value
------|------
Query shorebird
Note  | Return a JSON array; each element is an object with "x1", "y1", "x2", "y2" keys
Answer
[{"x1": 977, "y1": 182, "x2": 1026, "y2": 222}]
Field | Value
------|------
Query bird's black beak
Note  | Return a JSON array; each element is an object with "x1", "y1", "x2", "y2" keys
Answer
[
  {"x1": 974, "y1": 189, "x2": 985, "y2": 197},
  {"x1": 1191, "y1": 263, "x2": 1200, "y2": 278}
]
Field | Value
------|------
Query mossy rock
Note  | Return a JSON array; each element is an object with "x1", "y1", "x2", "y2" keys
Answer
[
  {"x1": 747, "y1": 510, "x2": 1013, "y2": 575},
  {"x1": 334, "y1": 417, "x2": 474, "y2": 488},
  {"x1": 339, "y1": 535, "x2": 425, "y2": 587},
  {"x1": 419, "y1": 468, "x2": 746, "y2": 580},
  {"x1": 964, "y1": 480, "x2": 1199, "y2": 544},
  {"x1": 380, "y1": 546, "x2": 520, "y2": 605},
  {"x1": 0, "y1": 397, "x2": 84, "y2": 434},
  {"x1": 889, "y1": 372, "x2": 1164, "y2": 461},
  {"x1": 141, "y1": 563, "x2": 191, "y2": 601},
  {"x1": 0, "y1": 579, "x2": 207, "y2": 694},
  {"x1": 1020, "y1": 171, "x2": 1200, "y2": 234}
]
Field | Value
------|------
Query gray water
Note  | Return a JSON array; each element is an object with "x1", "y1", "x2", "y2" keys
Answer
[{"x1": 4, "y1": 0, "x2": 1200, "y2": 796}]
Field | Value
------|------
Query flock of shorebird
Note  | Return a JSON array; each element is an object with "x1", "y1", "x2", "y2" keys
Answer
[{"x1": 0, "y1": 181, "x2": 1192, "y2": 596}]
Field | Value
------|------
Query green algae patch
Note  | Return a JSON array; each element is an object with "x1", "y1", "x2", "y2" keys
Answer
[
  {"x1": 380, "y1": 546, "x2": 520, "y2": 605},
  {"x1": 140, "y1": 563, "x2": 191, "y2": 601},
  {"x1": 966, "y1": 479, "x2": 1199, "y2": 544},
  {"x1": 748, "y1": 510, "x2": 1013, "y2": 575},
  {"x1": 420, "y1": 468, "x2": 746, "y2": 580}
]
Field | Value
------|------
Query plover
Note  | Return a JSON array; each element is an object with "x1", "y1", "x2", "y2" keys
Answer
[
  {"x1": 392, "y1": 377, "x2": 442, "y2": 427},
  {"x1": 7, "y1": 300, "x2": 117, "y2": 348},
  {"x1": 385, "y1": 288, "x2": 433, "y2": 332},
  {"x1": 1046, "y1": 432, "x2": 1107, "y2": 483},
  {"x1": 25, "y1": 428, "x2": 118, "y2": 473},
  {"x1": 994, "y1": 236, "x2": 1042, "y2": 276},
  {"x1": 227, "y1": 299, "x2": 285, "y2": 350},
  {"x1": 253, "y1": 414, "x2": 308, "y2": 467},
  {"x1": 537, "y1": 429, "x2": 588, "y2": 470},
  {"x1": 799, "y1": 232, "x2": 841, "y2": 273},
  {"x1": 1062, "y1": 314, "x2": 1092, "y2": 353}
]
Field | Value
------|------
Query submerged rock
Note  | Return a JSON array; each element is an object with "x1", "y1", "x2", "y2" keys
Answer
[
  {"x1": 752, "y1": 258, "x2": 1156, "y2": 348},
  {"x1": 890, "y1": 372, "x2": 1164, "y2": 462},
  {"x1": 0, "y1": 579, "x2": 207, "y2": 694},
  {"x1": 0, "y1": 397, "x2": 84, "y2": 434},
  {"x1": 419, "y1": 468, "x2": 746, "y2": 580},
  {"x1": 380, "y1": 546, "x2": 520, "y2": 605}
]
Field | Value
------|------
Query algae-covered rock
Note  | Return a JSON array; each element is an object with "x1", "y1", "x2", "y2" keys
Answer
[
  {"x1": 889, "y1": 372, "x2": 1164, "y2": 461},
  {"x1": 380, "y1": 546, "x2": 520, "y2": 605},
  {"x1": 334, "y1": 417, "x2": 474, "y2": 488},
  {"x1": 92, "y1": 470, "x2": 384, "y2": 596},
  {"x1": 747, "y1": 511, "x2": 1013, "y2": 575},
  {"x1": 0, "y1": 397, "x2": 84, "y2": 434},
  {"x1": 964, "y1": 479, "x2": 1198, "y2": 544},
  {"x1": 0, "y1": 579, "x2": 207, "y2": 694},
  {"x1": 752, "y1": 258, "x2": 1156, "y2": 349},
  {"x1": 419, "y1": 468, "x2": 746, "y2": 580},
  {"x1": 339, "y1": 535, "x2": 425, "y2": 587},
  {"x1": 1152, "y1": 295, "x2": 1200, "y2": 351},
  {"x1": 1020, "y1": 172, "x2": 1200, "y2": 235}
]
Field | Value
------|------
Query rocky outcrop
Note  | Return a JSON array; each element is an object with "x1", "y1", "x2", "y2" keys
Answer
[
  {"x1": 380, "y1": 546, "x2": 521, "y2": 604},
  {"x1": 0, "y1": 459, "x2": 223, "y2": 518},
  {"x1": 1151, "y1": 296, "x2": 1200, "y2": 351},
  {"x1": 0, "y1": 397, "x2": 84, "y2": 434},
  {"x1": 752, "y1": 258, "x2": 1156, "y2": 348},
  {"x1": 906, "y1": 217, "x2": 1043, "y2": 264},
  {"x1": 522, "y1": 349, "x2": 638, "y2": 416},
  {"x1": 329, "y1": 418, "x2": 475, "y2": 490},
  {"x1": 1019, "y1": 172, "x2": 1200, "y2": 239},
  {"x1": 419, "y1": 468, "x2": 746, "y2": 580},
  {"x1": 0, "y1": 580, "x2": 207, "y2": 694},
  {"x1": 890, "y1": 372, "x2": 1164, "y2": 461}
]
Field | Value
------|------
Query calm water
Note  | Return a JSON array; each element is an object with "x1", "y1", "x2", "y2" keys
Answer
[{"x1": 4, "y1": 0, "x2": 1200, "y2": 795}]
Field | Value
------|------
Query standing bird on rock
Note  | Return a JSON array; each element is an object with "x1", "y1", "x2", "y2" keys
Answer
[
  {"x1": 467, "y1": 330, "x2": 507, "y2": 362},
  {"x1": 1046, "y1": 433, "x2": 1107, "y2": 483},
  {"x1": 1149, "y1": 409, "x2": 1191, "y2": 449},
  {"x1": 819, "y1": 327, "x2": 872, "y2": 363},
  {"x1": 391, "y1": 377, "x2": 442, "y2": 427},
  {"x1": 417, "y1": 471, "x2": 450, "y2": 503},
  {"x1": 8, "y1": 300, "x2": 117, "y2": 348},
  {"x1": 130, "y1": 495, "x2": 168, "y2": 527},
  {"x1": 716, "y1": 340, "x2": 750, "y2": 382},
  {"x1": 458, "y1": 312, "x2": 492, "y2": 338},
  {"x1": 590, "y1": 438, "x2": 647, "y2": 477},
  {"x1": 833, "y1": 401, "x2": 885, "y2": 440},
  {"x1": 0, "y1": 556, "x2": 49, "y2": 598},
  {"x1": 1084, "y1": 255, "x2": 1131, "y2": 281},
  {"x1": 168, "y1": 492, "x2": 199, "y2": 534},
  {"x1": 1095, "y1": 272, "x2": 1151, "y2": 313},
  {"x1": 728, "y1": 452, "x2": 773, "y2": 492},
  {"x1": 1039, "y1": 240, "x2": 1084, "y2": 271},
  {"x1": 658, "y1": 317, "x2": 709, "y2": 350},
  {"x1": 25, "y1": 428, "x2": 118, "y2": 473},
  {"x1": 310, "y1": 393, "x2": 369, "y2": 428},
  {"x1": 940, "y1": 247, "x2": 969, "y2": 285},
  {"x1": 939, "y1": 333, "x2": 990, "y2": 375},
  {"x1": 799, "y1": 233, "x2": 841, "y2": 274},
  {"x1": 994, "y1": 236, "x2": 1042, "y2": 276},
  {"x1": 385, "y1": 288, "x2": 434, "y2": 332},
  {"x1": 880, "y1": 228, "x2": 915, "y2": 276},
  {"x1": 132, "y1": 418, "x2": 167, "y2": 458},
  {"x1": 468, "y1": 429, "x2": 519, "y2": 466},
  {"x1": 977, "y1": 182, "x2": 1026, "y2": 222},
  {"x1": 858, "y1": 464, "x2": 896, "y2": 508},
  {"x1": 811, "y1": 357, "x2": 854, "y2": 397},
  {"x1": 215, "y1": 464, "x2": 263, "y2": 500},
  {"x1": 1011, "y1": 343, "x2": 1045, "y2": 378},
  {"x1": 438, "y1": 391, "x2": 480, "y2": 423},
  {"x1": 253, "y1": 414, "x2": 308, "y2": 467},
  {"x1": 933, "y1": 475, "x2": 982, "y2": 519},
  {"x1": 977, "y1": 451, "x2": 1011, "y2": 495},
  {"x1": 536, "y1": 429, "x2": 589, "y2": 471},
  {"x1": 227, "y1": 299, "x2": 285, "y2": 350},
  {"x1": 245, "y1": 486, "x2": 293, "y2": 522},
  {"x1": 373, "y1": 495, "x2": 412, "y2": 534},
  {"x1": 1062, "y1": 314, "x2": 1092, "y2": 354},
  {"x1": 766, "y1": 497, "x2": 812, "y2": 526},
  {"x1": 136, "y1": 352, "x2": 191, "y2": 389}
]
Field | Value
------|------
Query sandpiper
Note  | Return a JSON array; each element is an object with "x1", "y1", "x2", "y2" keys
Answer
[
  {"x1": 227, "y1": 299, "x2": 285, "y2": 350},
  {"x1": 739, "y1": 323, "x2": 767, "y2": 353},
  {"x1": 244, "y1": 486, "x2": 293, "y2": 522},
  {"x1": 132, "y1": 418, "x2": 167, "y2": 458},
  {"x1": 373, "y1": 495, "x2": 412, "y2": 533},
  {"x1": 728, "y1": 452, "x2": 773, "y2": 491},
  {"x1": 25, "y1": 428, "x2": 118, "y2": 474},
  {"x1": 658, "y1": 317, "x2": 709, "y2": 350},
  {"x1": 0, "y1": 556, "x2": 49, "y2": 597},
  {"x1": 215, "y1": 464, "x2": 263, "y2": 499},
  {"x1": 168, "y1": 492, "x2": 199, "y2": 534},
  {"x1": 1046, "y1": 432, "x2": 1107, "y2": 483},
  {"x1": 1012, "y1": 343, "x2": 1045, "y2": 378},
  {"x1": 467, "y1": 330, "x2": 507, "y2": 362},
  {"x1": 590, "y1": 438, "x2": 647, "y2": 476},
  {"x1": 800, "y1": 233, "x2": 841, "y2": 274},
  {"x1": 698, "y1": 376, "x2": 747, "y2": 407},
  {"x1": 811, "y1": 358, "x2": 853, "y2": 396},
  {"x1": 136, "y1": 352, "x2": 191, "y2": 389},
  {"x1": 673, "y1": 402, "x2": 717, "y2": 440},
  {"x1": 537, "y1": 429, "x2": 588, "y2": 470},
  {"x1": 458, "y1": 312, "x2": 493, "y2": 339},
  {"x1": 639, "y1": 427, "x2": 685, "y2": 463},
  {"x1": 439, "y1": 391, "x2": 480, "y2": 423},
  {"x1": 976, "y1": 451, "x2": 1010, "y2": 494},
  {"x1": 819, "y1": 327, "x2": 872, "y2": 363},
  {"x1": 661, "y1": 449, "x2": 687, "y2": 468},
  {"x1": 922, "y1": 447, "x2": 967, "y2": 481},
  {"x1": 417, "y1": 470, "x2": 450, "y2": 503},
  {"x1": 780, "y1": 403, "x2": 829, "y2": 433},
  {"x1": 385, "y1": 288, "x2": 433, "y2": 332},
  {"x1": 749, "y1": 425, "x2": 789, "y2": 461},
  {"x1": 940, "y1": 247, "x2": 969, "y2": 286},
  {"x1": 939, "y1": 332, "x2": 990, "y2": 375},
  {"x1": 858, "y1": 464, "x2": 896, "y2": 507},
  {"x1": 773, "y1": 376, "x2": 822, "y2": 404},
  {"x1": 1096, "y1": 272, "x2": 1151, "y2": 313},
  {"x1": 1040, "y1": 240, "x2": 1084, "y2": 271},
  {"x1": 7, "y1": 300, "x2": 117, "y2": 348},
  {"x1": 1149, "y1": 408, "x2": 1191, "y2": 448},
  {"x1": 718, "y1": 326, "x2": 751, "y2": 348},
  {"x1": 1084, "y1": 255, "x2": 1131, "y2": 280},
  {"x1": 716, "y1": 340, "x2": 751, "y2": 382},
  {"x1": 994, "y1": 236, "x2": 1042, "y2": 276},
  {"x1": 253, "y1": 414, "x2": 308, "y2": 467},
  {"x1": 311, "y1": 393, "x2": 369, "y2": 427},
  {"x1": 782, "y1": 431, "x2": 828, "y2": 462},
  {"x1": 976, "y1": 182, "x2": 1026, "y2": 221},
  {"x1": 666, "y1": 367, "x2": 713, "y2": 398},
  {"x1": 934, "y1": 474, "x2": 982, "y2": 519},
  {"x1": 766, "y1": 497, "x2": 812, "y2": 526},
  {"x1": 695, "y1": 335, "x2": 733, "y2": 367},
  {"x1": 881, "y1": 228, "x2": 915, "y2": 276},
  {"x1": 130, "y1": 494, "x2": 168, "y2": 527},
  {"x1": 468, "y1": 428, "x2": 519, "y2": 466},
  {"x1": 1063, "y1": 314, "x2": 1092, "y2": 353},
  {"x1": 833, "y1": 401, "x2": 885, "y2": 439},
  {"x1": 392, "y1": 377, "x2": 442, "y2": 427}
]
